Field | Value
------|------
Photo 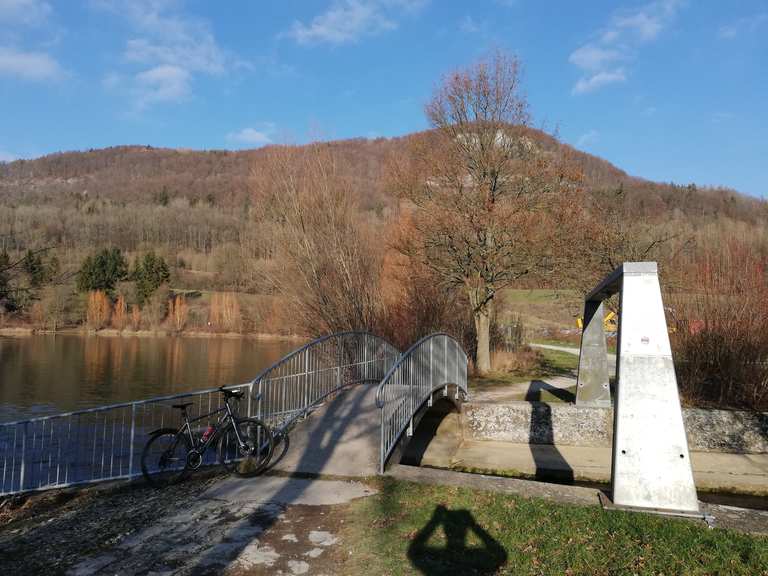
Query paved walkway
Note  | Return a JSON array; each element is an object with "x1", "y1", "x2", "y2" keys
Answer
[
  {"x1": 470, "y1": 375, "x2": 577, "y2": 403},
  {"x1": 422, "y1": 438, "x2": 768, "y2": 496}
]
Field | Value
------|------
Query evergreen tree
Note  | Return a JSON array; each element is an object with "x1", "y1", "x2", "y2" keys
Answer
[
  {"x1": 133, "y1": 251, "x2": 170, "y2": 305},
  {"x1": 76, "y1": 247, "x2": 129, "y2": 294},
  {"x1": 0, "y1": 250, "x2": 14, "y2": 311},
  {"x1": 22, "y1": 250, "x2": 46, "y2": 288}
]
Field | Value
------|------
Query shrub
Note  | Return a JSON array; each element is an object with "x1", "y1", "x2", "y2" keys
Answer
[
  {"x1": 209, "y1": 292, "x2": 241, "y2": 332},
  {"x1": 167, "y1": 294, "x2": 188, "y2": 332},
  {"x1": 144, "y1": 284, "x2": 169, "y2": 329},
  {"x1": 490, "y1": 347, "x2": 543, "y2": 375},
  {"x1": 669, "y1": 243, "x2": 768, "y2": 411},
  {"x1": 112, "y1": 294, "x2": 127, "y2": 330},
  {"x1": 86, "y1": 290, "x2": 111, "y2": 330},
  {"x1": 130, "y1": 304, "x2": 141, "y2": 331}
]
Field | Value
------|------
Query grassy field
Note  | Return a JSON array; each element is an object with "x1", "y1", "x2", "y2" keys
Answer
[
  {"x1": 343, "y1": 478, "x2": 768, "y2": 575},
  {"x1": 470, "y1": 348, "x2": 580, "y2": 401},
  {"x1": 499, "y1": 288, "x2": 582, "y2": 333}
]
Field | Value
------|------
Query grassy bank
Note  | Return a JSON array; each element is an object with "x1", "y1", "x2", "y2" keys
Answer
[
  {"x1": 343, "y1": 478, "x2": 768, "y2": 575},
  {"x1": 470, "y1": 347, "x2": 580, "y2": 401}
]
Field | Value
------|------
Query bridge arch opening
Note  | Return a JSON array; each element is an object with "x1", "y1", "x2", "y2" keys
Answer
[{"x1": 400, "y1": 396, "x2": 463, "y2": 468}]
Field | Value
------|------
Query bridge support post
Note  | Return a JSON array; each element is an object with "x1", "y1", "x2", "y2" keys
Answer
[
  {"x1": 581, "y1": 262, "x2": 700, "y2": 516},
  {"x1": 576, "y1": 300, "x2": 612, "y2": 406}
]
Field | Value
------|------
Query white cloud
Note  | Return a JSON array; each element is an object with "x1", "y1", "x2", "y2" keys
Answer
[
  {"x1": 569, "y1": 0, "x2": 682, "y2": 95},
  {"x1": 0, "y1": 0, "x2": 51, "y2": 25},
  {"x1": 285, "y1": 0, "x2": 428, "y2": 45},
  {"x1": 0, "y1": 46, "x2": 62, "y2": 80},
  {"x1": 135, "y1": 64, "x2": 190, "y2": 106},
  {"x1": 226, "y1": 124, "x2": 276, "y2": 147},
  {"x1": 576, "y1": 129, "x2": 599, "y2": 148},
  {"x1": 572, "y1": 68, "x2": 626, "y2": 95},
  {"x1": 459, "y1": 15, "x2": 480, "y2": 34},
  {"x1": 568, "y1": 45, "x2": 622, "y2": 71},
  {"x1": 95, "y1": 0, "x2": 235, "y2": 107},
  {"x1": 0, "y1": 149, "x2": 17, "y2": 162},
  {"x1": 718, "y1": 12, "x2": 768, "y2": 40}
]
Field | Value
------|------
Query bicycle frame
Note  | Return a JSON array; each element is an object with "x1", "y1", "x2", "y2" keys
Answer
[{"x1": 166, "y1": 396, "x2": 247, "y2": 457}]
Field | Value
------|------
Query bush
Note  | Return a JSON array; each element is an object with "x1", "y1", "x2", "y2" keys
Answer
[
  {"x1": 144, "y1": 285, "x2": 169, "y2": 329},
  {"x1": 670, "y1": 244, "x2": 768, "y2": 411},
  {"x1": 490, "y1": 346, "x2": 543, "y2": 375},
  {"x1": 167, "y1": 294, "x2": 188, "y2": 332},
  {"x1": 86, "y1": 290, "x2": 111, "y2": 330},
  {"x1": 209, "y1": 292, "x2": 241, "y2": 332}
]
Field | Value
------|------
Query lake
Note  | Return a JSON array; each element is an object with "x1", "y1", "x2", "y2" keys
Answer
[{"x1": 0, "y1": 334, "x2": 299, "y2": 423}]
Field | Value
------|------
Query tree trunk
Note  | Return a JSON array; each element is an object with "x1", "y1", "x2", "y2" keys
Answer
[{"x1": 473, "y1": 306, "x2": 492, "y2": 375}]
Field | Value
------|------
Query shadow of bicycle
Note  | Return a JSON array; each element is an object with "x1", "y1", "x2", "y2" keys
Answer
[{"x1": 407, "y1": 504, "x2": 507, "y2": 575}]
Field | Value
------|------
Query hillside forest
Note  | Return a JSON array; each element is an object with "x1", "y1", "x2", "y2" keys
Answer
[{"x1": 1, "y1": 52, "x2": 766, "y2": 410}]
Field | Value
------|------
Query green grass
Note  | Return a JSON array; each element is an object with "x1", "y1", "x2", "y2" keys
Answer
[
  {"x1": 539, "y1": 348, "x2": 579, "y2": 375},
  {"x1": 502, "y1": 288, "x2": 580, "y2": 304},
  {"x1": 344, "y1": 478, "x2": 768, "y2": 576},
  {"x1": 468, "y1": 348, "x2": 579, "y2": 402},
  {"x1": 532, "y1": 337, "x2": 618, "y2": 354}
]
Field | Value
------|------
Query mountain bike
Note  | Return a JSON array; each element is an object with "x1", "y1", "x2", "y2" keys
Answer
[{"x1": 141, "y1": 386, "x2": 274, "y2": 488}]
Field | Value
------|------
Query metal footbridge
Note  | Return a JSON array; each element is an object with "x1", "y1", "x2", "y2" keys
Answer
[{"x1": 0, "y1": 332, "x2": 468, "y2": 496}]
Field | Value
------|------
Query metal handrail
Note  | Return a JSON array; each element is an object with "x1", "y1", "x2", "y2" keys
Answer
[
  {"x1": 377, "y1": 333, "x2": 468, "y2": 473},
  {"x1": 253, "y1": 331, "x2": 397, "y2": 396},
  {"x1": 251, "y1": 331, "x2": 400, "y2": 433},
  {"x1": 0, "y1": 331, "x2": 400, "y2": 496}
]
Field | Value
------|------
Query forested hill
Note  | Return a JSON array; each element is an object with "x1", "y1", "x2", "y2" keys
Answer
[{"x1": 0, "y1": 129, "x2": 761, "y2": 224}]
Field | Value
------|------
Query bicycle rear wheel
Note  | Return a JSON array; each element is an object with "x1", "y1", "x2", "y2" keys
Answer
[
  {"x1": 141, "y1": 429, "x2": 191, "y2": 488},
  {"x1": 218, "y1": 417, "x2": 274, "y2": 477}
]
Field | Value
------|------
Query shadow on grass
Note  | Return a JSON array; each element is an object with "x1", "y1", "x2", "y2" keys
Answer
[{"x1": 406, "y1": 504, "x2": 507, "y2": 575}]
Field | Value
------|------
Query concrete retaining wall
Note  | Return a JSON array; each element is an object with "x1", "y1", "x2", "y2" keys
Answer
[{"x1": 463, "y1": 402, "x2": 768, "y2": 454}]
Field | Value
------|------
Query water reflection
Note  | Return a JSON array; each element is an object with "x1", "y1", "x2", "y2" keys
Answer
[{"x1": 0, "y1": 335, "x2": 298, "y2": 422}]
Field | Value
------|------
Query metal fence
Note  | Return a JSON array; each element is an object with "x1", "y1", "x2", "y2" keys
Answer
[
  {"x1": 0, "y1": 332, "x2": 399, "y2": 496},
  {"x1": 375, "y1": 333, "x2": 468, "y2": 473}
]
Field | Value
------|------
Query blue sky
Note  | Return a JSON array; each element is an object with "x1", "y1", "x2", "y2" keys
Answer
[{"x1": 0, "y1": 1, "x2": 766, "y2": 197}]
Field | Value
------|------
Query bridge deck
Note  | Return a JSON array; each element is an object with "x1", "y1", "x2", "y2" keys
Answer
[{"x1": 269, "y1": 383, "x2": 381, "y2": 478}]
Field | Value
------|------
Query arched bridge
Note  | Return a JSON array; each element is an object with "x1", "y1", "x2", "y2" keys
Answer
[{"x1": 0, "y1": 332, "x2": 468, "y2": 495}]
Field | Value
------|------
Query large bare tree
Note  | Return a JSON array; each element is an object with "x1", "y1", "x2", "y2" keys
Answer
[
  {"x1": 390, "y1": 51, "x2": 579, "y2": 373},
  {"x1": 254, "y1": 144, "x2": 382, "y2": 336}
]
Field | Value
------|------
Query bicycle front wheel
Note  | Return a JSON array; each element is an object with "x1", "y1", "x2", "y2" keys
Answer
[
  {"x1": 141, "y1": 429, "x2": 191, "y2": 488},
  {"x1": 218, "y1": 417, "x2": 274, "y2": 477}
]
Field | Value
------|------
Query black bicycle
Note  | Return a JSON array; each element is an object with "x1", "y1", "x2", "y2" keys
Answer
[{"x1": 141, "y1": 387, "x2": 274, "y2": 488}]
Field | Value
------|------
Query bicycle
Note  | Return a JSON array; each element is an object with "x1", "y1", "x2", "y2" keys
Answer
[{"x1": 140, "y1": 386, "x2": 274, "y2": 488}]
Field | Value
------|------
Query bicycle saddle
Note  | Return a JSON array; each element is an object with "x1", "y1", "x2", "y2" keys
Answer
[
  {"x1": 219, "y1": 387, "x2": 243, "y2": 399},
  {"x1": 172, "y1": 402, "x2": 193, "y2": 410}
]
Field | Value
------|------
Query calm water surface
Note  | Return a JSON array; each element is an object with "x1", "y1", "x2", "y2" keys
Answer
[{"x1": 0, "y1": 334, "x2": 298, "y2": 423}]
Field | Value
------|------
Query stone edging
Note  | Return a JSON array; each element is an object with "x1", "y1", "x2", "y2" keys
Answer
[{"x1": 463, "y1": 402, "x2": 768, "y2": 454}]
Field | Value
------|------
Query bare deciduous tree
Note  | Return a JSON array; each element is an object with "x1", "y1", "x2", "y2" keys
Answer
[
  {"x1": 254, "y1": 144, "x2": 382, "y2": 336},
  {"x1": 389, "y1": 51, "x2": 580, "y2": 373}
]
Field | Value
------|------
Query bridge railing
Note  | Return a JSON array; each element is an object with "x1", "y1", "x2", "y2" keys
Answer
[
  {"x1": 251, "y1": 331, "x2": 400, "y2": 432},
  {"x1": 375, "y1": 333, "x2": 468, "y2": 473},
  {"x1": 0, "y1": 332, "x2": 399, "y2": 497}
]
